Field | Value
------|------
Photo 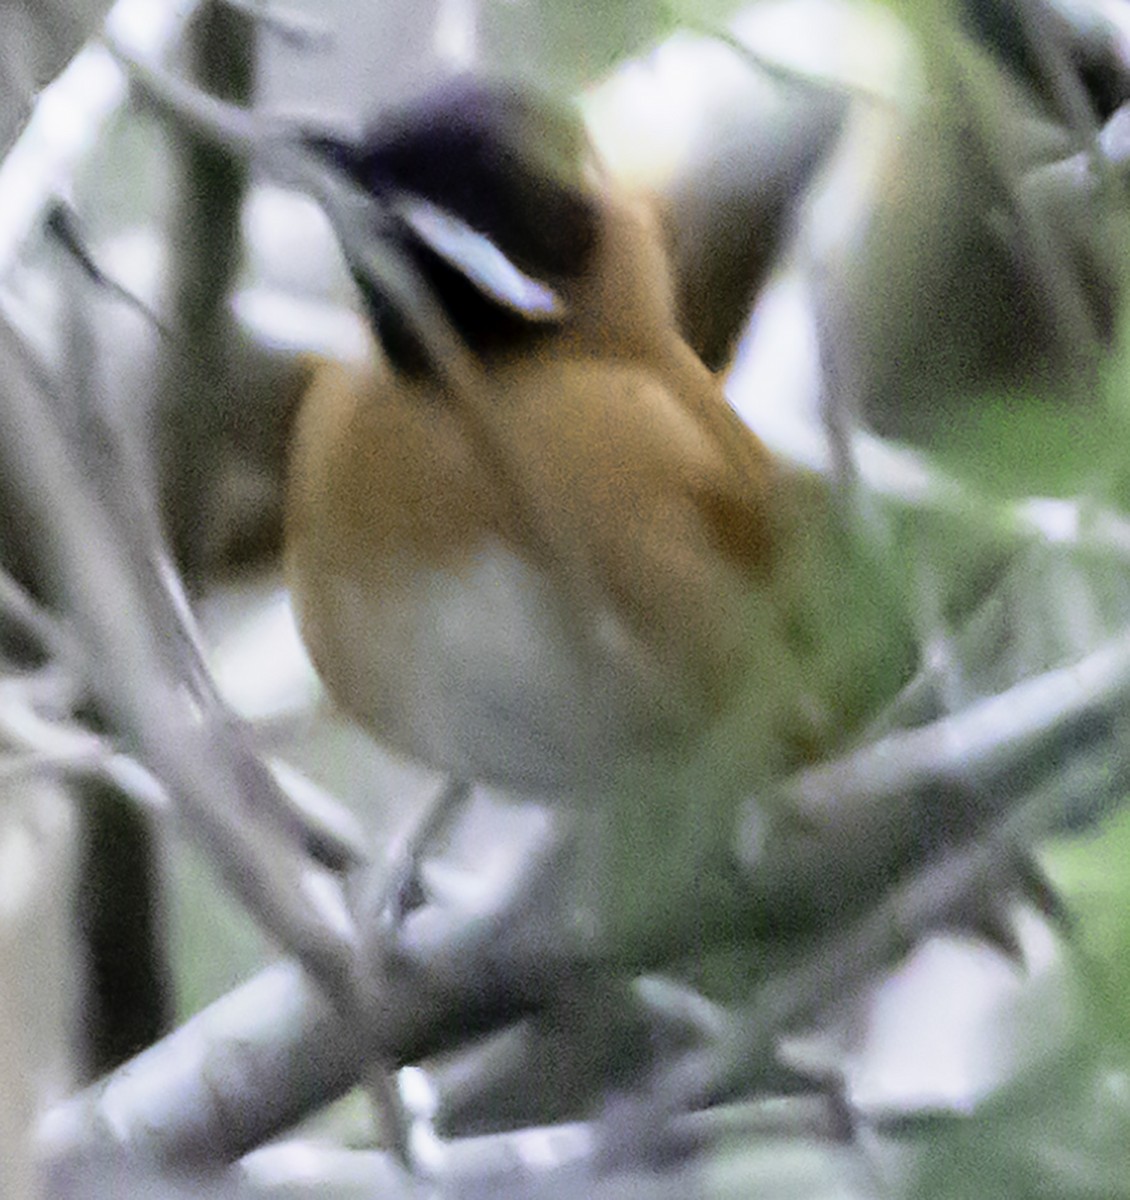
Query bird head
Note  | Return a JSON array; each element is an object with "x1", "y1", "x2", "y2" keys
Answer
[
  {"x1": 300, "y1": 81, "x2": 607, "y2": 370},
  {"x1": 301, "y1": 78, "x2": 678, "y2": 373},
  {"x1": 309, "y1": 79, "x2": 600, "y2": 281}
]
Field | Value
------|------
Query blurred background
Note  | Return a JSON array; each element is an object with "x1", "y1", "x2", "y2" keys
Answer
[{"x1": 5, "y1": 0, "x2": 1130, "y2": 1196}]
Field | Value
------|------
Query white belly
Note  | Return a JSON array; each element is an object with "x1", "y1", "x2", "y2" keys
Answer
[{"x1": 314, "y1": 540, "x2": 662, "y2": 792}]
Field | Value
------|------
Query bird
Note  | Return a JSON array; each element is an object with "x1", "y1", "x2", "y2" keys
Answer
[{"x1": 283, "y1": 78, "x2": 913, "y2": 842}]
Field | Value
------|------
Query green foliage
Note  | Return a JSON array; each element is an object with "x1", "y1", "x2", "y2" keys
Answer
[
  {"x1": 928, "y1": 389, "x2": 1124, "y2": 502},
  {"x1": 477, "y1": 0, "x2": 756, "y2": 93},
  {"x1": 900, "y1": 812, "x2": 1130, "y2": 1198},
  {"x1": 1043, "y1": 807, "x2": 1130, "y2": 1029},
  {"x1": 479, "y1": 0, "x2": 671, "y2": 92},
  {"x1": 910, "y1": 1041, "x2": 1130, "y2": 1199}
]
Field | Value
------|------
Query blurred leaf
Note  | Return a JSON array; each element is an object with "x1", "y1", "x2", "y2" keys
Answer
[
  {"x1": 1101, "y1": 287, "x2": 1130, "y2": 511},
  {"x1": 710, "y1": 1133, "x2": 879, "y2": 1199},
  {"x1": 479, "y1": 0, "x2": 672, "y2": 91},
  {"x1": 663, "y1": 0, "x2": 753, "y2": 28},
  {"x1": 908, "y1": 1038, "x2": 1130, "y2": 1199},
  {"x1": 927, "y1": 387, "x2": 1126, "y2": 502},
  {"x1": 1042, "y1": 806, "x2": 1130, "y2": 1007},
  {"x1": 0, "y1": 0, "x2": 119, "y2": 157},
  {"x1": 899, "y1": 888, "x2": 1130, "y2": 1199}
]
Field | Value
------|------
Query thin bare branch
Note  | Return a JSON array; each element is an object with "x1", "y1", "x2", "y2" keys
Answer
[
  {"x1": 0, "y1": 313, "x2": 360, "y2": 1010},
  {"x1": 218, "y1": 0, "x2": 334, "y2": 49}
]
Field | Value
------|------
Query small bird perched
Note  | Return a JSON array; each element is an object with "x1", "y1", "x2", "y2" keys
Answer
[{"x1": 284, "y1": 79, "x2": 912, "y2": 834}]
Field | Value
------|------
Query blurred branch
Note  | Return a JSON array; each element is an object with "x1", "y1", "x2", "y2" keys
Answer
[
  {"x1": 1013, "y1": 3, "x2": 1094, "y2": 137},
  {"x1": 38, "y1": 953, "x2": 849, "y2": 1192},
  {"x1": 649, "y1": 780, "x2": 1082, "y2": 1140},
  {"x1": 817, "y1": 427, "x2": 1130, "y2": 563},
  {"x1": 954, "y1": 50, "x2": 1102, "y2": 365},
  {"x1": 44, "y1": 200, "x2": 172, "y2": 337},
  {"x1": 686, "y1": 19, "x2": 893, "y2": 110},
  {"x1": 0, "y1": 673, "x2": 178, "y2": 817},
  {"x1": 6, "y1": 68, "x2": 373, "y2": 881},
  {"x1": 788, "y1": 617, "x2": 1130, "y2": 822},
  {"x1": 154, "y1": 1, "x2": 256, "y2": 583},
  {"x1": 106, "y1": 38, "x2": 484, "y2": 397},
  {"x1": 46, "y1": 222, "x2": 367, "y2": 873},
  {"x1": 0, "y1": 684, "x2": 123, "y2": 790},
  {"x1": 0, "y1": 312, "x2": 363, "y2": 1016},
  {"x1": 239, "y1": 1098, "x2": 850, "y2": 1199},
  {"x1": 37, "y1": 600, "x2": 1130, "y2": 1170},
  {"x1": 38, "y1": 960, "x2": 367, "y2": 1169},
  {"x1": 0, "y1": 563, "x2": 72, "y2": 658},
  {"x1": 0, "y1": 0, "x2": 114, "y2": 158},
  {"x1": 218, "y1": 0, "x2": 334, "y2": 49},
  {"x1": 0, "y1": 0, "x2": 210, "y2": 278},
  {"x1": 744, "y1": 611, "x2": 1130, "y2": 922},
  {"x1": 265, "y1": 757, "x2": 371, "y2": 871}
]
